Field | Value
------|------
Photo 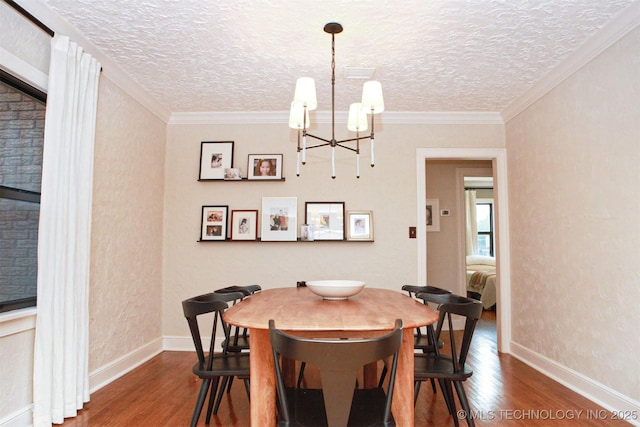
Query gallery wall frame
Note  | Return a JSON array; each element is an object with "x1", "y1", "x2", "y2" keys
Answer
[
  {"x1": 200, "y1": 205, "x2": 229, "y2": 241},
  {"x1": 199, "y1": 141, "x2": 234, "y2": 180},
  {"x1": 305, "y1": 202, "x2": 345, "y2": 241},
  {"x1": 231, "y1": 210, "x2": 258, "y2": 240},
  {"x1": 346, "y1": 210, "x2": 374, "y2": 241},
  {"x1": 261, "y1": 197, "x2": 297, "y2": 241}
]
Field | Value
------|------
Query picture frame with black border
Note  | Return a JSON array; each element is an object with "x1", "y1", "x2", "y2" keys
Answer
[
  {"x1": 199, "y1": 141, "x2": 234, "y2": 180},
  {"x1": 201, "y1": 205, "x2": 229, "y2": 241},
  {"x1": 305, "y1": 202, "x2": 345, "y2": 241},
  {"x1": 261, "y1": 197, "x2": 297, "y2": 241},
  {"x1": 346, "y1": 210, "x2": 374, "y2": 241},
  {"x1": 230, "y1": 210, "x2": 258, "y2": 241},
  {"x1": 248, "y1": 154, "x2": 283, "y2": 180}
]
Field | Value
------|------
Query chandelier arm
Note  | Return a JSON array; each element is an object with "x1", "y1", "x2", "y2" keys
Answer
[
  {"x1": 304, "y1": 141, "x2": 333, "y2": 150},
  {"x1": 304, "y1": 133, "x2": 333, "y2": 145},
  {"x1": 334, "y1": 143, "x2": 358, "y2": 153}
]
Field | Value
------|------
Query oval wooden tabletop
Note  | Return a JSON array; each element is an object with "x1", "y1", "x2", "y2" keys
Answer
[{"x1": 224, "y1": 286, "x2": 438, "y2": 331}]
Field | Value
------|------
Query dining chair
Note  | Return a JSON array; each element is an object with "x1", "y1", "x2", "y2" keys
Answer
[
  {"x1": 378, "y1": 285, "x2": 452, "y2": 389},
  {"x1": 182, "y1": 293, "x2": 251, "y2": 427},
  {"x1": 270, "y1": 319, "x2": 403, "y2": 427},
  {"x1": 214, "y1": 284, "x2": 262, "y2": 352},
  {"x1": 413, "y1": 292, "x2": 482, "y2": 427}
]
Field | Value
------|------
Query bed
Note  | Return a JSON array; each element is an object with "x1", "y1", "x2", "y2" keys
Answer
[{"x1": 465, "y1": 255, "x2": 496, "y2": 309}]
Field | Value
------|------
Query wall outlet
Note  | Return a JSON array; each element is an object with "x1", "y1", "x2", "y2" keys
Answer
[
  {"x1": 441, "y1": 209, "x2": 451, "y2": 216},
  {"x1": 409, "y1": 226, "x2": 416, "y2": 238}
]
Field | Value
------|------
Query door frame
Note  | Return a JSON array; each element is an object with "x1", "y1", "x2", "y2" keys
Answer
[{"x1": 416, "y1": 148, "x2": 511, "y2": 353}]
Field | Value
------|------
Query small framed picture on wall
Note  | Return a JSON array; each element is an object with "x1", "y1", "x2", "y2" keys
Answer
[
  {"x1": 230, "y1": 210, "x2": 258, "y2": 241},
  {"x1": 200, "y1": 205, "x2": 228, "y2": 241},
  {"x1": 198, "y1": 141, "x2": 234, "y2": 180},
  {"x1": 248, "y1": 154, "x2": 283, "y2": 180}
]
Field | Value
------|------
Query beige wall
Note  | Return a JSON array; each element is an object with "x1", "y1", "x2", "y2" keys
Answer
[
  {"x1": 162, "y1": 123, "x2": 504, "y2": 336},
  {"x1": 506, "y1": 27, "x2": 640, "y2": 400},
  {"x1": 89, "y1": 76, "x2": 166, "y2": 369}
]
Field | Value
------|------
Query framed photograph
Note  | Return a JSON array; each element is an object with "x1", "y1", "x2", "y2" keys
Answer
[
  {"x1": 224, "y1": 168, "x2": 242, "y2": 180},
  {"x1": 305, "y1": 202, "x2": 345, "y2": 241},
  {"x1": 231, "y1": 210, "x2": 258, "y2": 240},
  {"x1": 199, "y1": 141, "x2": 234, "y2": 180},
  {"x1": 426, "y1": 198, "x2": 440, "y2": 232},
  {"x1": 201, "y1": 205, "x2": 229, "y2": 241},
  {"x1": 347, "y1": 211, "x2": 374, "y2": 241},
  {"x1": 300, "y1": 224, "x2": 313, "y2": 241},
  {"x1": 248, "y1": 154, "x2": 283, "y2": 180},
  {"x1": 261, "y1": 197, "x2": 297, "y2": 241}
]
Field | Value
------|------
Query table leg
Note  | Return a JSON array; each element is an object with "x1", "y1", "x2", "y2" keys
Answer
[
  {"x1": 249, "y1": 328, "x2": 276, "y2": 427},
  {"x1": 392, "y1": 328, "x2": 415, "y2": 426},
  {"x1": 363, "y1": 362, "x2": 378, "y2": 388}
]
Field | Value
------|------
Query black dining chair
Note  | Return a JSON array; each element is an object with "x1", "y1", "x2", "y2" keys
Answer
[
  {"x1": 182, "y1": 292, "x2": 251, "y2": 427},
  {"x1": 378, "y1": 285, "x2": 452, "y2": 389},
  {"x1": 214, "y1": 284, "x2": 262, "y2": 353},
  {"x1": 270, "y1": 319, "x2": 403, "y2": 427},
  {"x1": 413, "y1": 292, "x2": 483, "y2": 427}
]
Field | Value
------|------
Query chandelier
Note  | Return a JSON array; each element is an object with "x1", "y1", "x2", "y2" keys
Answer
[{"x1": 288, "y1": 22, "x2": 384, "y2": 179}]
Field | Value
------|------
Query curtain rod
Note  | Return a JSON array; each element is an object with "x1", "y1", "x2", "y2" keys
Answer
[
  {"x1": 3, "y1": 0, "x2": 55, "y2": 37},
  {"x1": 3, "y1": 0, "x2": 103, "y2": 72}
]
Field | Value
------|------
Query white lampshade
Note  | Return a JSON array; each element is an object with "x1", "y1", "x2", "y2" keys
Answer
[
  {"x1": 361, "y1": 80, "x2": 384, "y2": 114},
  {"x1": 288, "y1": 102, "x2": 310, "y2": 129},
  {"x1": 347, "y1": 103, "x2": 368, "y2": 132},
  {"x1": 293, "y1": 77, "x2": 318, "y2": 110}
]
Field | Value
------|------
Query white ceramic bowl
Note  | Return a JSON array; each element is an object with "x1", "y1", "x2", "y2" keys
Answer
[{"x1": 305, "y1": 280, "x2": 366, "y2": 300}]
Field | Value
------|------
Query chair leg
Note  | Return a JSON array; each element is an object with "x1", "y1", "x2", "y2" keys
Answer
[
  {"x1": 205, "y1": 377, "x2": 221, "y2": 424},
  {"x1": 297, "y1": 362, "x2": 306, "y2": 388},
  {"x1": 430, "y1": 378, "x2": 437, "y2": 393},
  {"x1": 438, "y1": 379, "x2": 459, "y2": 427},
  {"x1": 378, "y1": 363, "x2": 388, "y2": 387},
  {"x1": 453, "y1": 381, "x2": 475, "y2": 427},
  {"x1": 212, "y1": 376, "x2": 229, "y2": 415},
  {"x1": 191, "y1": 378, "x2": 211, "y2": 427},
  {"x1": 226, "y1": 376, "x2": 234, "y2": 393},
  {"x1": 414, "y1": 381, "x2": 422, "y2": 406}
]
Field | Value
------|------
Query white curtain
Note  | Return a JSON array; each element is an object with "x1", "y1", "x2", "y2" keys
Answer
[
  {"x1": 33, "y1": 35, "x2": 101, "y2": 426},
  {"x1": 465, "y1": 190, "x2": 478, "y2": 256}
]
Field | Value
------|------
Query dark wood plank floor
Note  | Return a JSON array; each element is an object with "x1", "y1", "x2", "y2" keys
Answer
[{"x1": 62, "y1": 311, "x2": 630, "y2": 426}]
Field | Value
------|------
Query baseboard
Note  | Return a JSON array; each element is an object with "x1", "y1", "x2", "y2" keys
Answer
[
  {"x1": 163, "y1": 335, "x2": 225, "y2": 352},
  {"x1": 89, "y1": 337, "x2": 163, "y2": 393},
  {"x1": 0, "y1": 406, "x2": 32, "y2": 427},
  {"x1": 510, "y1": 341, "x2": 640, "y2": 427}
]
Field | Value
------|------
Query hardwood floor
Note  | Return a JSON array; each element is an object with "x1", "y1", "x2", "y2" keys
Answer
[{"x1": 62, "y1": 311, "x2": 630, "y2": 426}]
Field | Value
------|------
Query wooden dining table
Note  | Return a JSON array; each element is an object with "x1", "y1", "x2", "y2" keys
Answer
[{"x1": 223, "y1": 286, "x2": 439, "y2": 426}]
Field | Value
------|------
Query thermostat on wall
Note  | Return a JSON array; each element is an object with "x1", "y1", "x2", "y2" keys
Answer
[{"x1": 440, "y1": 209, "x2": 450, "y2": 217}]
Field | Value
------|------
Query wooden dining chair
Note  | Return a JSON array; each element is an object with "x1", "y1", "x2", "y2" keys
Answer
[
  {"x1": 413, "y1": 292, "x2": 482, "y2": 427},
  {"x1": 270, "y1": 319, "x2": 403, "y2": 427},
  {"x1": 182, "y1": 293, "x2": 251, "y2": 427}
]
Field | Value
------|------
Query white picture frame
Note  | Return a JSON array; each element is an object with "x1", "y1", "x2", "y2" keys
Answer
[
  {"x1": 261, "y1": 197, "x2": 297, "y2": 241},
  {"x1": 426, "y1": 198, "x2": 440, "y2": 232},
  {"x1": 346, "y1": 210, "x2": 374, "y2": 241}
]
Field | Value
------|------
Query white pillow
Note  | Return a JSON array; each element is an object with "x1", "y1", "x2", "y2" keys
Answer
[{"x1": 466, "y1": 255, "x2": 495, "y2": 266}]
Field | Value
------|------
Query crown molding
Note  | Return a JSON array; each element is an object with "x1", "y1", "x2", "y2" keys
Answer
[
  {"x1": 501, "y1": 1, "x2": 640, "y2": 123},
  {"x1": 13, "y1": 0, "x2": 171, "y2": 123},
  {"x1": 168, "y1": 110, "x2": 504, "y2": 125}
]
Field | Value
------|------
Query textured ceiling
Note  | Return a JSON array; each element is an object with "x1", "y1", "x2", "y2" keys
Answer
[{"x1": 42, "y1": 0, "x2": 636, "y2": 114}]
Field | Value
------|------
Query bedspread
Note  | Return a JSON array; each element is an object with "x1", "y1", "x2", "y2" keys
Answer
[{"x1": 467, "y1": 270, "x2": 496, "y2": 309}]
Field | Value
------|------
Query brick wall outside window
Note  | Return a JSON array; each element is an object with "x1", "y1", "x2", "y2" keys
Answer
[{"x1": 0, "y1": 81, "x2": 44, "y2": 305}]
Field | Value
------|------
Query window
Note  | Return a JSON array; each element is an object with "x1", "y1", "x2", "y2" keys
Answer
[
  {"x1": 0, "y1": 70, "x2": 46, "y2": 313},
  {"x1": 476, "y1": 202, "x2": 494, "y2": 257}
]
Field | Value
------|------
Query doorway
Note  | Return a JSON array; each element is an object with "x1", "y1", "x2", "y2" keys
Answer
[{"x1": 416, "y1": 148, "x2": 511, "y2": 353}]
